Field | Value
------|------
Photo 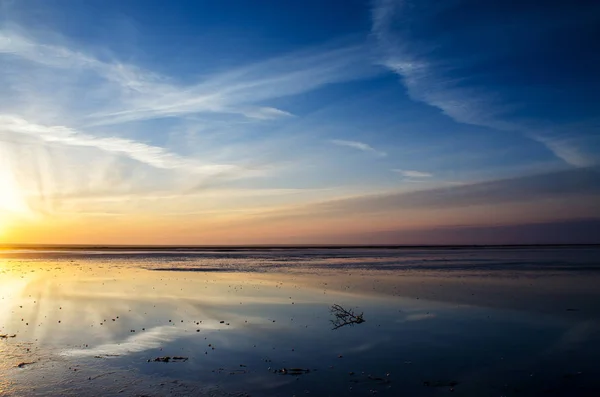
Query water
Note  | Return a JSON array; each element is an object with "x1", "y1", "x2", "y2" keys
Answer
[{"x1": 1, "y1": 247, "x2": 599, "y2": 396}]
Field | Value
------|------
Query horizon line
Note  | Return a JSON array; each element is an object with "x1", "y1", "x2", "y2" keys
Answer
[{"x1": 1, "y1": 243, "x2": 599, "y2": 250}]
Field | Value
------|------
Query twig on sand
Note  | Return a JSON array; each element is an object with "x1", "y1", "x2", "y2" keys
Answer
[{"x1": 330, "y1": 304, "x2": 365, "y2": 330}]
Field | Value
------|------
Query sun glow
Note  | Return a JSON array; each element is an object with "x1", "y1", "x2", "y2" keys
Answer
[
  {"x1": 0, "y1": 156, "x2": 30, "y2": 241},
  {"x1": 0, "y1": 156, "x2": 28, "y2": 214}
]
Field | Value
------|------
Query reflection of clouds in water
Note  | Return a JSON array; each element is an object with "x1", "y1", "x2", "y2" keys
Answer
[
  {"x1": 61, "y1": 319, "x2": 245, "y2": 357},
  {"x1": 396, "y1": 313, "x2": 436, "y2": 322},
  {"x1": 549, "y1": 320, "x2": 600, "y2": 352},
  {"x1": 61, "y1": 326, "x2": 183, "y2": 357},
  {"x1": 345, "y1": 341, "x2": 380, "y2": 354},
  {"x1": 60, "y1": 322, "x2": 233, "y2": 357}
]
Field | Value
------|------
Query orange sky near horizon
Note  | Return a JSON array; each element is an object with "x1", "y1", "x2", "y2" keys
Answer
[{"x1": 2, "y1": 186, "x2": 598, "y2": 245}]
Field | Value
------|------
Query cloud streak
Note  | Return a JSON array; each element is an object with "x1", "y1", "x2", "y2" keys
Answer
[
  {"x1": 338, "y1": 218, "x2": 600, "y2": 245},
  {"x1": 91, "y1": 43, "x2": 379, "y2": 125},
  {"x1": 0, "y1": 29, "x2": 161, "y2": 90},
  {"x1": 330, "y1": 139, "x2": 387, "y2": 157},
  {"x1": 393, "y1": 169, "x2": 432, "y2": 178},
  {"x1": 242, "y1": 166, "x2": 600, "y2": 224},
  {"x1": 0, "y1": 24, "x2": 387, "y2": 220},
  {"x1": 370, "y1": 0, "x2": 599, "y2": 167},
  {"x1": 315, "y1": 166, "x2": 600, "y2": 214},
  {"x1": 530, "y1": 134, "x2": 599, "y2": 168},
  {"x1": 0, "y1": 115, "x2": 237, "y2": 175},
  {"x1": 0, "y1": 29, "x2": 380, "y2": 126},
  {"x1": 371, "y1": 0, "x2": 515, "y2": 130}
]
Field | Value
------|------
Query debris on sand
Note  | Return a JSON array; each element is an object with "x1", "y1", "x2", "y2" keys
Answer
[
  {"x1": 213, "y1": 367, "x2": 249, "y2": 375},
  {"x1": 149, "y1": 356, "x2": 189, "y2": 363},
  {"x1": 0, "y1": 334, "x2": 17, "y2": 339},
  {"x1": 274, "y1": 368, "x2": 311, "y2": 375},
  {"x1": 330, "y1": 304, "x2": 365, "y2": 330},
  {"x1": 16, "y1": 362, "x2": 36, "y2": 368}
]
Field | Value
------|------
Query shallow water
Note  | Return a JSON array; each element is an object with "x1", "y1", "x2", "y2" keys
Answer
[{"x1": 1, "y1": 247, "x2": 599, "y2": 396}]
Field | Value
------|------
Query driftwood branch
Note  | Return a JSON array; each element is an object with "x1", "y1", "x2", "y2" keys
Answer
[{"x1": 330, "y1": 304, "x2": 365, "y2": 330}]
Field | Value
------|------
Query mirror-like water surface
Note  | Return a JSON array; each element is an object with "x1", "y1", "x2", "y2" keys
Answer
[{"x1": 1, "y1": 247, "x2": 599, "y2": 396}]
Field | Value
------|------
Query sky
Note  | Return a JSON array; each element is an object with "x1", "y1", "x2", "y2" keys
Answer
[{"x1": 0, "y1": 0, "x2": 599, "y2": 245}]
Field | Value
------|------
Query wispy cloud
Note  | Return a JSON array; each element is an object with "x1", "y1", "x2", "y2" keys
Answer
[
  {"x1": 241, "y1": 166, "x2": 600, "y2": 222},
  {"x1": 0, "y1": 115, "x2": 236, "y2": 175},
  {"x1": 0, "y1": 29, "x2": 160, "y2": 89},
  {"x1": 371, "y1": 0, "x2": 515, "y2": 130},
  {"x1": 330, "y1": 139, "x2": 387, "y2": 157},
  {"x1": 393, "y1": 169, "x2": 432, "y2": 178},
  {"x1": 322, "y1": 166, "x2": 600, "y2": 212},
  {"x1": 370, "y1": 0, "x2": 598, "y2": 167},
  {"x1": 0, "y1": 29, "x2": 379, "y2": 126},
  {"x1": 530, "y1": 134, "x2": 598, "y2": 168},
  {"x1": 338, "y1": 218, "x2": 600, "y2": 245},
  {"x1": 90, "y1": 43, "x2": 378, "y2": 126},
  {"x1": 0, "y1": 24, "x2": 389, "y2": 218}
]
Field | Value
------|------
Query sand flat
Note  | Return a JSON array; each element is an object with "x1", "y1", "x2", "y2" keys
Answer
[{"x1": 1, "y1": 247, "x2": 599, "y2": 396}]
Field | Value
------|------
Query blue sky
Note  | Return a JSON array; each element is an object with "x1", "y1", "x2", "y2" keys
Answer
[{"x1": 0, "y1": 0, "x2": 599, "y2": 244}]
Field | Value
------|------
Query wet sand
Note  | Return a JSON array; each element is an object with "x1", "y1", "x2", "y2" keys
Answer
[{"x1": 1, "y1": 247, "x2": 599, "y2": 396}]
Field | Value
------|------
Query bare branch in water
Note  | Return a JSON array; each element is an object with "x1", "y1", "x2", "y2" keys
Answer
[{"x1": 330, "y1": 304, "x2": 365, "y2": 330}]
